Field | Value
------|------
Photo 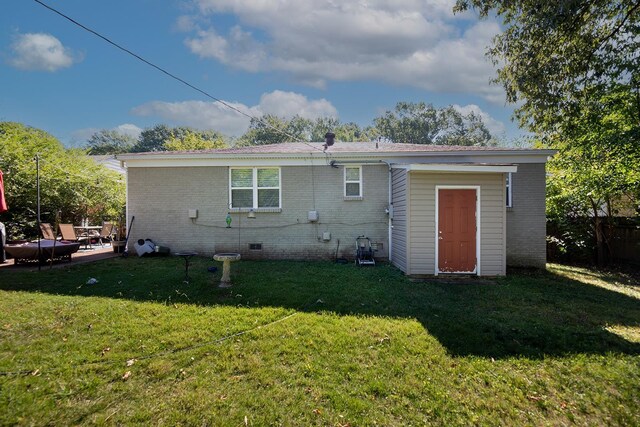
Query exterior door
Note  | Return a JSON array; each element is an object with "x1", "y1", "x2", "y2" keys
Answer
[{"x1": 438, "y1": 189, "x2": 477, "y2": 273}]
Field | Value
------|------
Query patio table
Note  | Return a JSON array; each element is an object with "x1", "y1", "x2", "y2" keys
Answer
[{"x1": 74, "y1": 225, "x2": 102, "y2": 249}]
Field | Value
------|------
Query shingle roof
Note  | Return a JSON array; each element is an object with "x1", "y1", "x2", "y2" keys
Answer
[{"x1": 126, "y1": 142, "x2": 537, "y2": 156}]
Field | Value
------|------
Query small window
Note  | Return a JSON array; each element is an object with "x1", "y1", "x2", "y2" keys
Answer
[
  {"x1": 230, "y1": 167, "x2": 281, "y2": 209},
  {"x1": 344, "y1": 166, "x2": 362, "y2": 197},
  {"x1": 506, "y1": 172, "x2": 513, "y2": 208}
]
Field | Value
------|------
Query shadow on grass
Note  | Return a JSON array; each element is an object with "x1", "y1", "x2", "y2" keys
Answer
[{"x1": 1, "y1": 257, "x2": 639, "y2": 359}]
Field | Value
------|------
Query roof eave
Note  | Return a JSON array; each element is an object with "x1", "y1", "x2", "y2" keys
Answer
[{"x1": 117, "y1": 148, "x2": 557, "y2": 162}]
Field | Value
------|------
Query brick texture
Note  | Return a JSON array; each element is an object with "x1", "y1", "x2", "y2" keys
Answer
[
  {"x1": 127, "y1": 165, "x2": 389, "y2": 260},
  {"x1": 506, "y1": 163, "x2": 547, "y2": 268}
]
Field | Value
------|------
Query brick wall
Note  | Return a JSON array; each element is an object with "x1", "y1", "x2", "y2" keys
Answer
[
  {"x1": 127, "y1": 164, "x2": 390, "y2": 260},
  {"x1": 506, "y1": 163, "x2": 547, "y2": 268}
]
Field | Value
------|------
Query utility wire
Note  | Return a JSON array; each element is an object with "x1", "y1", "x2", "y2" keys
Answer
[{"x1": 32, "y1": 0, "x2": 326, "y2": 154}]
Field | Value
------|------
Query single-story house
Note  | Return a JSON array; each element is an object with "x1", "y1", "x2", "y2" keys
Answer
[{"x1": 118, "y1": 142, "x2": 555, "y2": 276}]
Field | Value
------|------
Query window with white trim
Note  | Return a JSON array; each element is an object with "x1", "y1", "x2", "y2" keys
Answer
[
  {"x1": 506, "y1": 172, "x2": 513, "y2": 207},
  {"x1": 344, "y1": 166, "x2": 362, "y2": 197},
  {"x1": 230, "y1": 167, "x2": 281, "y2": 209}
]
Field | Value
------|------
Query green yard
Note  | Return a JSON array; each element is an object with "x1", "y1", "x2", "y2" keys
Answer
[{"x1": 1, "y1": 258, "x2": 639, "y2": 425}]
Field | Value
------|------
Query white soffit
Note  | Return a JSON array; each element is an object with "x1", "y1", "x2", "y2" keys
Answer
[{"x1": 396, "y1": 164, "x2": 518, "y2": 173}]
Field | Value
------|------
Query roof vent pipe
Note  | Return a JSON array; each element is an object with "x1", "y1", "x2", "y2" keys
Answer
[{"x1": 324, "y1": 132, "x2": 335, "y2": 147}]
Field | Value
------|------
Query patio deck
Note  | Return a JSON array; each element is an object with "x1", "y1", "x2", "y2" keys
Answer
[{"x1": 0, "y1": 244, "x2": 119, "y2": 272}]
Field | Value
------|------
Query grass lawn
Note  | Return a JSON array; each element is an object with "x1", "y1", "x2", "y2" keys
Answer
[{"x1": 1, "y1": 258, "x2": 639, "y2": 425}]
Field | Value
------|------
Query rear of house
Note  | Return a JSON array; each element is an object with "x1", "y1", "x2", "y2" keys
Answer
[{"x1": 119, "y1": 142, "x2": 553, "y2": 276}]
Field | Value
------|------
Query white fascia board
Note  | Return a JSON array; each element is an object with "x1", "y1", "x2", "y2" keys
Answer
[
  {"x1": 118, "y1": 149, "x2": 555, "y2": 168},
  {"x1": 395, "y1": 164, "x2": 518, "y2": 173},
  {"x1": 121, "y1": 157, "x2": 331, "y2": 168}
]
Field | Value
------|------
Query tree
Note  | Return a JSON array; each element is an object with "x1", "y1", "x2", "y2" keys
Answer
[
  {"x1": 453, "y1": 0, "x2": 640, "y2": 133},
  {"x1": 238, "y1": 115, "x2": 374, "y2": 146},
  {"x1": 131, "y1": 124, "x2": 176, "y2": 152},
  {"x1": 455, "y1": 0, "x2": 640, "y2": 264},
  {"x1": 237, "y1": 115, "x2": 310, "y2": 146},
  {"x1": 132, "y1": 124, "x2": 226, "y2": 152},
  {"x1": 546, "y1": 86, "x2": 640, "y2": 264},
  {"x1": 86, "y1": 129, "x2": 135, "y2": 154},
  {"x1": 373, "y1": 102, "x2": 495, "y2": 145},
  {"x1": 0, "y1": 122, "x2": 125, "y2": 239},
  {"x1": 163, "y1": 130, "x2": 227, "y2": 151},
  {"x1": 308, "y1": 118, "x2": 372, "y2": 142}
]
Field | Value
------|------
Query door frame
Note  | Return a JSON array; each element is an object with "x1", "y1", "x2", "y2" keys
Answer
[{"x1": 434, "y1": 185, "x2": 481, "y2": 276}]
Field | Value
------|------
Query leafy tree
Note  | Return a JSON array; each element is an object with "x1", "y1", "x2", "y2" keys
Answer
[
  {"x1": 237, "y1": 115, "x2": 310, "y2": 146},
  {"x1": 86, "y1": 129, "x2": 135, "y2": 154},
  {"x1": 132, "y1": 124, "x2": 226, "y2": 152},
  {"x1": 308, "y1": 118, "x2": 373, "y2": 142},
  {"x1": 0, "y1": 122, "x2": 125, "y2": 239},
  {"x1": 163, "y1": 130, "x2": 227, "y2": 151},
  {"x1": 238, "y1": 115, "x2": 378, "y2": 146},
  {"x1": 453, "y1": 0, "x2": 640, "y2": 132},
  {"x1": 455, "y1": 0, "x2": 640, "y2": 264},
  {"x1": 373, "y1": 102, "x2": 495, "y2": 145},
  {"x1": 546, "y1": 86, "x2": 640, "y2": 264},
  {"x1": 131, "y1": 124, "x2": 176, "y2": 152}
]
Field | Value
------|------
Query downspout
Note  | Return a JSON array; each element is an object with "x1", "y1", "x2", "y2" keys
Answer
[{"x1": 328, "y1": 159, "x2": 393, "y2": 261}]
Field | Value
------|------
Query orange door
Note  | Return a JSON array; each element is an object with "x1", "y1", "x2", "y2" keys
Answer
[{"x1": 438, "y1": 189, "x2": 477, "y2": 273}]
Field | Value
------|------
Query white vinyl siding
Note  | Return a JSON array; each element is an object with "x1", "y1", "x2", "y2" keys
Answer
[
  {"x1": 390, "y1": 169, "x2": 408, "y2": 272},
  {"x1": 230, "y1": 167, "x2": 281, "y2": 209},
  {"x1": 407, "y1": 172, "x2": 506, "y2": 276}
]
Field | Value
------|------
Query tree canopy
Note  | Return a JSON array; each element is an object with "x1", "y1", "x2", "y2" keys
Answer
[
  {"x1": 236, "y1": 104, "x2": 496, "y2": 146},
  {"x1": 373, "y1": 102, "x2": 495, "y2": 145},
  {"x1": 237, "y1": 115, "x2": 376, "y2": 146},
  {"x1": 86, "y1": 129, "x2": 136, "y2": 155},
  {"x1": 0, "y1": 122, "x2": 125, "y2": 239},
  {"x1": 455, "y1": 0, "x2": 640, "y2": 263},
  {"x1": 163, "y1": 130, "x2": 227, "y2": 151},
  {"x1": 454, "y1": 0, "x2": 640, "y2": 133}
]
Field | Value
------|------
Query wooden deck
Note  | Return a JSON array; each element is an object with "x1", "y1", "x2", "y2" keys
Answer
[{"x1": 0, "y1": 244, "x2": 120, "y2": 272}]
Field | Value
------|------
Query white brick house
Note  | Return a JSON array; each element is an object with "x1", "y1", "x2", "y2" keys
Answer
[{"x1": 118, "y1": 142, "x2": 554, "y2": 276}]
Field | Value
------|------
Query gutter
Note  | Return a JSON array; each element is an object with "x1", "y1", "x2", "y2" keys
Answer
[{"x1": 328, "y1": 159, "x2": 393, "y2": 262}]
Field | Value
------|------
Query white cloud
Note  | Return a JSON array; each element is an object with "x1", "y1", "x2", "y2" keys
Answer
[
  {"x1": 131, "y1": 90, "x2": 338, "y2": 136},
  {"x1": 181, "y1": 0, "x2": 504, "y2": 102},
  {"x1": 114, "y1": 123, "x2": 143, "y2": 139},
  {"x1": 8, "y1": 33, "x2": 81, "y2": 71},
  {"x1": 453, "y1": 104, "x2": 506, "y2": 136}
]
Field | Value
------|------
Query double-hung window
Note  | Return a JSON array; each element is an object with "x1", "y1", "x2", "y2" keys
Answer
[
  {"x1": 344, "y1": 166, "x2": 362, "y2": 198},
  {"x1": 230, "y1": 167, "x2": 281, "y2": 209}
]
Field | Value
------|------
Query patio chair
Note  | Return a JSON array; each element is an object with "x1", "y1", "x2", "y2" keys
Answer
[
  {"x1": 96, "y1": 222, "x2": 114, "y2": 246},
  {"x1": 59, "y1": 223, "x2": 90, "y2": 247},
  {"x1": 39, "y1": 223, "x2": 57, "y2": 240}
]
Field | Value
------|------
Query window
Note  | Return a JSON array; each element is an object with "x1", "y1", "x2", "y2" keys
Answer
[
  {"x1": 506, "y1": 172, "x2": 513, "y2": 208},
  {"x1": 230, "y1": 167, "x2": 280, "y2": 209},
  {"x1": 344, "y1": 166, "x2": 362, "y2": 197}
]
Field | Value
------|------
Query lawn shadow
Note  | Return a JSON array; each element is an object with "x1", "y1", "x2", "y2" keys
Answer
[{"x1": 1, "y1": 257, "x2": 639, "y2": 359}]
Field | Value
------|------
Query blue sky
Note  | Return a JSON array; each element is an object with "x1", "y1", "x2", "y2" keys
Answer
[{"x1": 1, "y1": 0, "x2": 522, "y2": 146}]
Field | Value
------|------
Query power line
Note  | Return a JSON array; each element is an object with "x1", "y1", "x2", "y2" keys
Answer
[{"x1": 32, "y1": 0, "x2": 326, "y2": 154}]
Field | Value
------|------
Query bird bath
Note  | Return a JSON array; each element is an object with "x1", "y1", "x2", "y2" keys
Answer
[{"x1": 213, "y1": 253, "x2": 241, "y2": 288}]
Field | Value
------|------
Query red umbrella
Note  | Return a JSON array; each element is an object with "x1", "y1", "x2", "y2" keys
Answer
[{"x1": 0, "y1": 170, "x2": 7, "y2": 213}]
